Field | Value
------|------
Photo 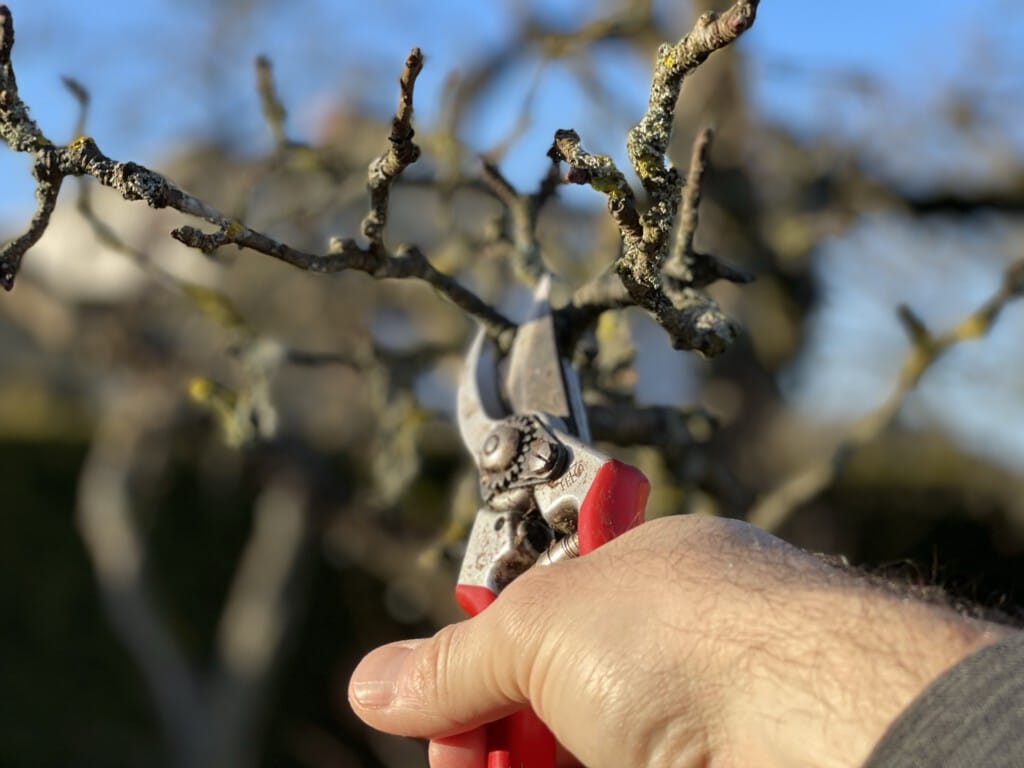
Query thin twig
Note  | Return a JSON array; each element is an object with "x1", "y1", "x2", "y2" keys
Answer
[
  {"x1": 254, "y1": 55, "x2": 288, "y2": 149},
  {"x1": 548, "y1": 128, "x2": 643, "y2": 244},
  {"x1": 665, "y1": 128, "x2": 753, "y2": 289},
  {"x1": 480, "y1": 157, "x2": 559, "y2": 284},
  {"x1": 361, "y1": 47, "x2": 424, "y2": 250},
  {"x1": 1, "y1": 166, "x2": 63, "y2": 289}
]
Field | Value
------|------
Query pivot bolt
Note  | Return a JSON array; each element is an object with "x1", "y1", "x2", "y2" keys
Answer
[{"x1": 480, "y1": 424, "x2": 521, "y2": 473}]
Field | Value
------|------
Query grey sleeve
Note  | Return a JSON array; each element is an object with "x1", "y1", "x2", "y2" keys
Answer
[{"x1": 864, "y1": 631, "x2": 1024, "y2": 768}]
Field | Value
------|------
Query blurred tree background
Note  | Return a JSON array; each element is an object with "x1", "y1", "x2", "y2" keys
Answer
[{"x1": 2, "y1": 1, "x2": 1024, "y2": 766}]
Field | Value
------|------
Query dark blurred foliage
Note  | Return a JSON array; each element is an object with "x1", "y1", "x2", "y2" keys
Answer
[{"x1": 2, "y1": 1, "x2": 1024, "y2": 767}]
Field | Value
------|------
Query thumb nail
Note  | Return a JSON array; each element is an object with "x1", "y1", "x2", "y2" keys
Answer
[{"x1": 350, "y1": 640, "x2": 424, "y2": 709}]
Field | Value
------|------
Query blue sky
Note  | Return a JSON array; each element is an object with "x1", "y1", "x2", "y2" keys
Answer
[{"x1": 2, "y1": 0, "x2": 1024, "y2": 469}]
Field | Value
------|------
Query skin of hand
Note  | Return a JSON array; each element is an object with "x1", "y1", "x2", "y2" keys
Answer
[{"x1": 348, "y1": 515, "x2": 1012, "y2": 768}]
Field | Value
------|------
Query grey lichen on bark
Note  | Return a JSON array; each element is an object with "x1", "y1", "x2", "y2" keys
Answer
[
  {"x1": 0, "y1": 5, "x2": 59, "y2": 289},
  {"x1": 548, "y1": 0, "x2": 759, "y2": 356},
  {"x1": 627, "y1": 5, "x2": 759, "y2": 188},
  {"x1": 548, "y1": 128, "x2": 643, "y2": 246},
  {"x1": 0, "y1": 5, "x2": 46, "y2": 153}
]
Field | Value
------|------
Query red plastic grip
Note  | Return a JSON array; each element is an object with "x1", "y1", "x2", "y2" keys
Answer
[
  {"x1": 483, "y1": 709, "x2": 556, "y2": 768},
  {"x1": 457, "y1": 457, "x2": 649, "y2": 768},
  {"x1": 577, "y1": 459, "x2": 649, "y2": 555},
  {"x1": 455, "y1": 584, "x2": 497, "y2": 616},
  {"x1": 456, "y1": 589, "x2": 557, "y2": 768}
]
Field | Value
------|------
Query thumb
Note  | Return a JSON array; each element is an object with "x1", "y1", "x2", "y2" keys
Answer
[{"x1": 348, "y1": 610, "x2": 534, "y2": 739}]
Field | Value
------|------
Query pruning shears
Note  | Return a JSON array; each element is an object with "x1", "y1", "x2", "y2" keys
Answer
[{"x1": 456, "y1": 276, "x2": 650, "y2": 768}]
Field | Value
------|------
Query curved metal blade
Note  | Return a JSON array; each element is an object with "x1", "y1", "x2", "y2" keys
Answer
[
  {"x1": 505, "y1": 275, "x2": 590, "y2": 442},
  {"x1": 457, "y1": 328, "x2": 507, "y2": 452}
]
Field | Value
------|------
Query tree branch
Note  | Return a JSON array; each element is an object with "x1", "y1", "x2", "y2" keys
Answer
[
  {"x1": 0, "y1": 15, "x2": 512, "y2": 340},
  {"x1": 588, "y1": 402, "x2": 715, "y2": 449},
  {"x1": 0, "y1": 5, "x2": 47, "y2": 152},
  {"x1": 480, "y1": 157, "x2": 560, "y2": 284},
  {"x1": 546, "y1": 1, "x2": 758, "y2": 356},
  {"x1": 748, "y1": 259, "x2": 1024, "y2": 532},
  {"x1": 209, "y1": 476, "x2": 313, "y2": 768},
  {"x1": 663, "y1": 127, "x2": 752, "y2": 290},
  {"x1": 77, "y1": 384, "x2": 319, "y2": 768},
  {"x1": 548, "y1": 128, "x2": 643, "y2": 244}
]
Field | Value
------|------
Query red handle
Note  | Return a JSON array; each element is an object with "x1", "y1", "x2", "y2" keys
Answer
[
  {"x1": 577, "y1": 459, "x2": 649, "y2": 555},
  {"x1": 455, "y1": 458, "x2": 649, "y2": 768},
  {"x1": 454, "y1": 587, "x2": 557, "y2": 768}
]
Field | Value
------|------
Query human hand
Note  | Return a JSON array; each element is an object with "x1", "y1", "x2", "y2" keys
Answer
[{"x1": 349, "y1": 515, "x2": 1007, "y2": 768}]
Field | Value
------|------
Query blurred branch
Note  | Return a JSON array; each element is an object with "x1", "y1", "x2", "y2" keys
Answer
[
  {"x1": 60, "y1": 75, "x2": 89, "y2": 139},
  {"x1": 480, "y1": 157, "x2": 561, "y2": 284},
  {"x1": 444, "y1": 0, "x2": 658, "y2": 140},
  {"x1": 76, "y1": 391, "x2": 203, "y2": 763},
  {"x1": 210, "y1": 476, "x2": 313, "y2": 768},
  {"x1": 589, "y1": 402, "x2": 715, "y2": 449},
  {"x1": 77, "y1": 387, "x2": 315, "y2": 768},
  {"x1": 903, "y1": 177, "x2": 1024, "y2": 215},
  {"x1": 555, "y1": 270, "x2": 633, "y2": 351},
  {"x1": 254, "y1": 55, "x2": 288, "y2": 150},
  {"x1": 326, "y1": 512, "x2": 465, "y2": 628},
  {"x1": 749, "y1": 259, "x2": 1024, "y2": 533}
]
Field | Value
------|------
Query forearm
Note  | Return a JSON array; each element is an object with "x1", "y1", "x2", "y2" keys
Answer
[
  {"x1": 864, "y1": 630, "x2": 1024, "y2": 767},
  {"x1": 724, "y1": 582, "x2": 1010, "y2": 767}
]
